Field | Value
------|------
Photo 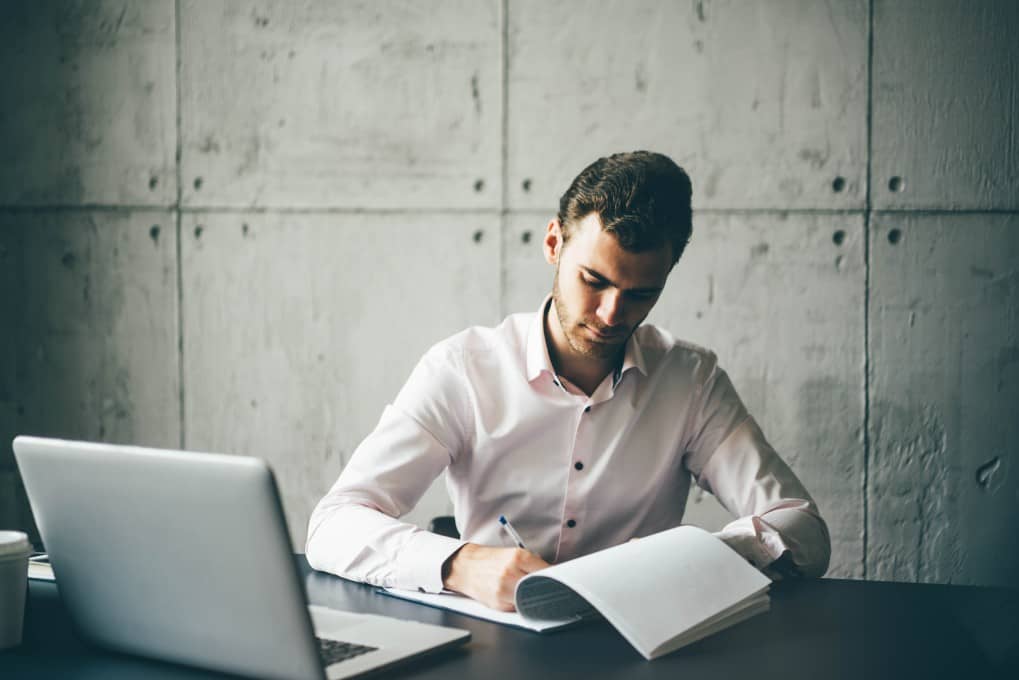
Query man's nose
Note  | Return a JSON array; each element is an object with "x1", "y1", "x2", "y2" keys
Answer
[{"x1": 596, "y1": 290, "x2": 625, "y2": 328}]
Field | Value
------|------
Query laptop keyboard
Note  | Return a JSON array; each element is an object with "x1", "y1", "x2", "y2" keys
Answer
[{"x1": 317, "y1": 637, "x2": 379, "y2": 666}]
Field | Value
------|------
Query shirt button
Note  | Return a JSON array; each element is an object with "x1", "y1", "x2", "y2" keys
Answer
[
  {"x1": 584, "y1": 406, "x2": 591, "y2": 413},
  {"x1": 574, "y1": 461, "x2": 584, "y2": 471},
  {"x1": 566, "y1": 519, "x2": 577, "y2": 528}
]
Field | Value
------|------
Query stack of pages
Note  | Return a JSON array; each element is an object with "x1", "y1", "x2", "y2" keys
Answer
[
  {"x1": 385, "y1": 525, "x2": 771, "y2": 659},
  {"x1": 28, "y1": 553, "x2": 55, "y2": 581}
]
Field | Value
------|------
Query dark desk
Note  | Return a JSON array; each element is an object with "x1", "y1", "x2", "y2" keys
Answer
[{"x1": 3, "y1": 556, "x2": 1017, "y2": 679}]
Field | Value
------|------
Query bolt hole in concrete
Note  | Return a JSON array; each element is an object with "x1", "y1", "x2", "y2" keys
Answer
[
  {"x1": 149, "y1": 176, "x2": 159, "y2": 190},
  {"x1": 150, "y1": 225, "x2": 160, "y2": 243},
  {"x1": 975, "y1": 457, "x2": 1000, "y2": 490},
  {"x1": 473, "y1": 230, "x2": 484, "y2": 243},
  {"x1": 194, "y1": 177, "x2": 203, "y2": 191},
  {"x1": 242, "y1": 223, "x2": 249, "y2": 237},
  {"x1": 474, "y1": 179, "x2": 484, "y2": 192},
  {"x1": 194, "y1": 225, "x2": 204, "y2": 239},
  {"x1": 831, "y1": 176, "x2": 846, "y2": 193},
  {"x1": 522, "y1": 178, "x2": 532, "y2": 192},
  {"x1": 832, "y1": 230, "x2": 845, "y2": 246},
  {"x1": 888, "y1": 176, "x2": 904, "y2": 192},
  {"x1": 887, "y1": 228, "x2": 902, "y2": 245},
  {"x1": 521, "y1": 231, "x2": 532, "y2": 244}
]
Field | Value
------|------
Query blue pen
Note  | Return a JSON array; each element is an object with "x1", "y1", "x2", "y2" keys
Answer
[{"x1": 498, "y1": 515, "x2": 528, "y2": 550}]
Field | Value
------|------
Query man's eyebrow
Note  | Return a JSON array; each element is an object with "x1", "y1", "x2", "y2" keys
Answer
[{"x1": 580, "y1": 266, "x2": 663, "y2": 294}]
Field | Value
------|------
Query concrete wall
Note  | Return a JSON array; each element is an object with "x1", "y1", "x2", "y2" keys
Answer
[{"x1": 1, "y1": 1, "x2": 1016, "y2": 587}]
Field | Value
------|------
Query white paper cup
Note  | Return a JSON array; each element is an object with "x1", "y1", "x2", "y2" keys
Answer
[{"x1": 0, "y1": 530, "x2": 30, "y2": 650}]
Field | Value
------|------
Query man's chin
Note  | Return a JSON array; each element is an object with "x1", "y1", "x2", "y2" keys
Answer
[
  {"x1": 569, "y1": 332, "x2": 627, "y2": 358},
  {"x1": 584, "y1": 345, "x2": 620, "y2": 359}
]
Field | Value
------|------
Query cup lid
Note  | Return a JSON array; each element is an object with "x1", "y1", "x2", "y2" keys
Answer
[{"x1": 0, "y1": 531, "x2": 31, "y2": 558}]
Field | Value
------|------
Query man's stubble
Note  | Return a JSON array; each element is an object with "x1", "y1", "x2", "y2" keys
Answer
[{"x1": 551, "y1": 261, "x2": 630, "y2": 362}]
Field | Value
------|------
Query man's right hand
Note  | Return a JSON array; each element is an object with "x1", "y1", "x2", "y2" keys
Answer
[{"x1": 441, "y1": 543, "x2": 549, "y2": 612}]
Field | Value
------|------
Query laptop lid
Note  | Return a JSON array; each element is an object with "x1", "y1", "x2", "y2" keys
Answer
[{"x1": 13, "y1": 435, "x2": 325, "y2": 680}]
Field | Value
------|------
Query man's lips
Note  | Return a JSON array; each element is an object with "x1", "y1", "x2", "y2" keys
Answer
[{"x1": 583, "y1": 324, "x2": 626, "y2": 340}]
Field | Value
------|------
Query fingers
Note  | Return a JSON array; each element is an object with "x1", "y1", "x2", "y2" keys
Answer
[
  {"x1": 444, "y1": 544, "x2": 550, "y2": 612},
  {"x1": 516, "y1": 549, "x2": 550, "y2": 573},
  {"x1": 494, "y1": 574, "x2": 520, "y2": 611},
  {"x1": 493, "y1": 550, "x2": 547, "y2": 609}
]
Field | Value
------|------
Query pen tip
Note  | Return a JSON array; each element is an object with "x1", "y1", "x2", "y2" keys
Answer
[{"x1": 498, "y1": 515, "x2": 506, "y2": 524}]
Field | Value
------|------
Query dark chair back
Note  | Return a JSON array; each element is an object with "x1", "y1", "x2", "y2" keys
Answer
[{"x1": 428, "y1": 515, "x2": 460, "y2": 539}]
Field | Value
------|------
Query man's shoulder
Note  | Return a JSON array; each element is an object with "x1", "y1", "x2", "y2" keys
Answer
[
  {"x1": 635, "y1": 323, "x2": 714, "y2": 356},
  {"x1": 635, "y1": 324, "x2": 721, "y2": 378},
  {"x1": 424, "y1": 311, "x2": 532, "y2": 362}
]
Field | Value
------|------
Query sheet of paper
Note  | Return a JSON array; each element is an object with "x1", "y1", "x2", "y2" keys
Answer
[
  {"x1": 381, "y1": 588, "x2": 579, "y2": 632},
  {"x1": 28, "y1": 554, "x2": 55, "y2": 581}
]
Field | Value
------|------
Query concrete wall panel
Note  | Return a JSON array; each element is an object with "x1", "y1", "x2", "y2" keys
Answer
[
  {"x1": 503, "y1": 211, "x2": 865, "y2": 577},
  {"x1": 2, "y1": 0, "x2": 1015, "y2": 588},
  {"x1": 0, "y1": 210, "x2": 180, "y2": 542},
  {"x1": 0, "y1": 2, "x2": 176, "y2": 206},
  {"x1": 869, "y1": 213, "x2": 1019, "y2": 588},
  {"x1": 179, "y1": 0, "x2": 501, "y2": 209},
  {"x1": 872, "y1": 1, "x2": 1019, "y2": 210},
  {"x1": 501, "y1": 213, "x2": 553, "y2": 316},
  {"x1": 507, "y1": 0, "x2": 868, "y2": 211},
  {"x1": 656, "y1": 213, "x2": 866, "y2": 578},
  {"x1": 181, "y1": 212, "x2": 500, "y2": 548}
]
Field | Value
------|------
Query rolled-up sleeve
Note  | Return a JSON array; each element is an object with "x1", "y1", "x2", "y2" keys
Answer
[
  {"x1": 683, "y1": 356, "x2": 831, "y2": 578},
  {"x1": 305, "y1": 344, "x2": 471, "y2": 592}
]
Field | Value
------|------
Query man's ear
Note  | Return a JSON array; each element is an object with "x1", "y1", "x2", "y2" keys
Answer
[{"x1": 543, "y1": 219, "x2": 563, "y2": 265}]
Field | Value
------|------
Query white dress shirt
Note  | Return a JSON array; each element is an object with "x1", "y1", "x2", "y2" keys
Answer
[{"x1": 306, "y1": 296, "x2": 831, "y2": 592}]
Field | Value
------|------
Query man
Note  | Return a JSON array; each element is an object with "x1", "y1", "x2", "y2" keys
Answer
[{"x1": 307, "y1": 151, "x2": 830, "y2": 612}]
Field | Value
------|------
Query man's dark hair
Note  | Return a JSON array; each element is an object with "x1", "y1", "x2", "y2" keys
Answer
[{"x1": 557, "y1": 151, "x2": 693, "y2": 265}]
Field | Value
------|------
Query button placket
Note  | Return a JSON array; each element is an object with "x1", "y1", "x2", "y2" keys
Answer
[
  {"x1": 577, "y1": 404, "x2": 591, "y2": 481},
  {"x1": 558, "y1": 401, "x2": 590, "y2": 556},
  {"x1": 574, "y1": 401, "x2": 591, "y2": 477}
]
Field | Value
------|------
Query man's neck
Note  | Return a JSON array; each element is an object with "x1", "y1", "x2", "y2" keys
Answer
[{"x1": 543, "y1": 301, "x2": 620, "y2": 396}]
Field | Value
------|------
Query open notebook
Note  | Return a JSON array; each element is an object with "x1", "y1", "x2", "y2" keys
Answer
[{"x1": 384, "y1": 525, "x2": 771, "y2": 660}]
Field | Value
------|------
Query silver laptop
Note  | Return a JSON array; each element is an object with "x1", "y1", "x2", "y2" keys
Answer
[{"x1": 12, "y1": 435, "x2": 470, "y2": 680}]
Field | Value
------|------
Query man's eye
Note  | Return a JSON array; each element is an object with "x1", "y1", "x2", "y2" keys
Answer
[{"x1": 582, "y1": 276, "x2": 605, "y2": 288}]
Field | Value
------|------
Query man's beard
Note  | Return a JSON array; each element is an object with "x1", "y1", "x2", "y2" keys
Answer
[{"x1": 551, "y1": 264, "x2": 631, "y2": 360}]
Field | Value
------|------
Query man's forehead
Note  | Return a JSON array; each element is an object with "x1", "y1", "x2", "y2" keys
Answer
[{"x1": 566, "y1": 214, "x2": 671, "y2": 288}]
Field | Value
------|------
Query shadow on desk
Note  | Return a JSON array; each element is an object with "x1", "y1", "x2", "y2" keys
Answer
[{"x1": 8, "y1": 579, "x2": 236, "y2": 679}]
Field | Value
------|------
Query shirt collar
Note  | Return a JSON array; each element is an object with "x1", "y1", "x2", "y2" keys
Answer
[
  {"x1": 525, "y1": 294, "x2": 648, "y2": 385},
  {"x1": 525, "y1": 295, "x2": 555, "y2": 382},
  {"x1": 617, "y1": 326, "x2": 647, "y2": 384}
]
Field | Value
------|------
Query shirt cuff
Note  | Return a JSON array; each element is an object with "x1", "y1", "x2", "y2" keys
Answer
[
  {"x1": 713, "y1": 515, "x2": 789, "y2": 570},
  {"x1": 396, "y1": 530, "x2": 467, "y2": 593}
]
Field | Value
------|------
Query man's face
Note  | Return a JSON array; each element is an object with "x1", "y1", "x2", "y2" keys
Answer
[{"x1": 545, "y1": 213, "x2": 673, "y2": 360}]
